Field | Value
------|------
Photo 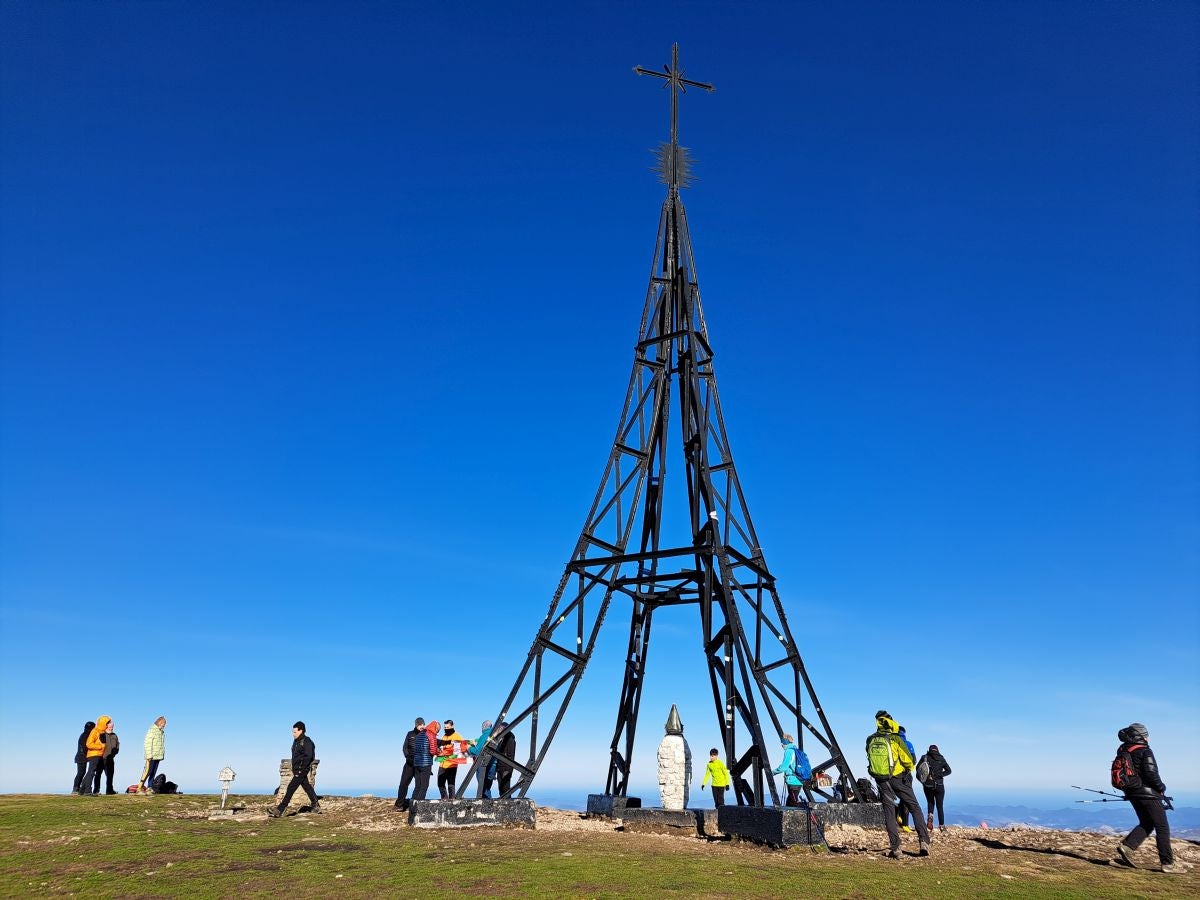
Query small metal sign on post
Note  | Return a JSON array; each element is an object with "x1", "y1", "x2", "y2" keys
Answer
[{"x1": 218, "y1": 766, "x2": 236, "y2": 810}]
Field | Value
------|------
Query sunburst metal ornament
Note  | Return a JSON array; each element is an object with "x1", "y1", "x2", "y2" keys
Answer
[{"x1": 654, "y1": 142, "x2": 697, "y2": 188}]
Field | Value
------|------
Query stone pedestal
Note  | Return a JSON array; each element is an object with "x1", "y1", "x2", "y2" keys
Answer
[
  {"x1": 276, "y1": 758, "x2": 320, "y2": 796},
  {"x1": 656, "y1": 733, "x2": 691, "y2": 810},
  {"x1": 409, "y1": 799, "x2": 536, "y2": 829},
  {"x1": 622, "y1": 807, "x2": 720, "y2": 838},
  {"x1": 585, "y1": 794, "x2": 642, "y2": 818},
  {"x1": 717, "y1": 805, "x2": 828, "y2": 848}
]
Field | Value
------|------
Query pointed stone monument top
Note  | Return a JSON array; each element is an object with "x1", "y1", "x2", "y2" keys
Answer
[{"x1": 665, "y1": 704, "x2": 683, "y2": 735}]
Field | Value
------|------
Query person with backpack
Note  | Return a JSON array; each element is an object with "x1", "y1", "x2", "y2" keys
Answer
[
  {"x1": 772, "y1": 734, "x2": 812, "y2": 807},
  {"x1": 916, "y1": 743, "x2": 951, "y2": 832},
  {"x1": 138, "y1": 716, "x2": 166, "y2": 794},
  {"x1": 394, "y1": 716, "x2": 431, "y2": 812},
  {"x1": 865, "y1": 710, "x2": 930, "y2": 858},
  {"x1": 267, "y1": 721, "x2": 320, "y2": 817},
  {"x1": 1112, "y1": 723, "x2": 1184, "y2": 874},
  {"x1": 71, "y1": 721, "x2": 95, "y2": 794}
]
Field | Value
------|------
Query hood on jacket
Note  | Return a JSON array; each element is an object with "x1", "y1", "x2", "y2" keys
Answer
[
  {"x1": 875, "y1": 714, "x2": 899, "y2": 734},
  {"x1": 426, "y1": 721, "x2": 440, "y2": 736},
  {"x1": 96, "y1": 716, "x2": 111, "y2": 731}
]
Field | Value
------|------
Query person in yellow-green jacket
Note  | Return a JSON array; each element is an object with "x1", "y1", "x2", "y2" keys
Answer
[
  {"x1": 701, "y1": 748, "x2": 731, "y2": 807},
  {"x1": 865, "y1": 710, "x2": 930, "y2": 858}
]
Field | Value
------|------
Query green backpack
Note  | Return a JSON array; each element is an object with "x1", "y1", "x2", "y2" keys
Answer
[{"x1": 866, "y1": 734, "x2": 896, "y2": 778}]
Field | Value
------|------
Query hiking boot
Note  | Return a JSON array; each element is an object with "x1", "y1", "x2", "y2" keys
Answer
[
  {"x1": 266, "y1": 806, "x2": 283, "y2": 818},
  {"x1": 900, "y1": 825, "x2": 914, "y2": 834},
  {"x1": 885, "y1": 849, "x2": 902, "y2": 859},
  {"x1": 309, "y1": 803, "x2": 322, "y2": 814},
  {"x1": 1116, "y1": 844, "x2": 1136, "y2": 868},
  {"x1": 927, "y1": 814, "x2": 934, "y2": 831},
  {"x1": 919, "y1": 841, "x2": 930, "y2": 857},
  {"x1": 1159, "y1": 863, "x2": 1184, "y2": 874}
]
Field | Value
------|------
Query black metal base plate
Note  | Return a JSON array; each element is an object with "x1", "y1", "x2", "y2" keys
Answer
[
  {"x1": 717, "y1": 805, "x2": 827, "y2": 848},
  {"x1": 585, "y1": 794, "x2": 642, "y2": 818},
  {"x1": 814, "y1": 801, "x2": 886, "y2": 829}
]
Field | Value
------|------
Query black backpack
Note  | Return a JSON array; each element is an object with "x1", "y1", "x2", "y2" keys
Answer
[
  {"x1": 856, "y1": 777, "x2": 879, "y2": 802},
  {"x1": 152, "y1": 774, "x2": 179, "y2": 794},
  {"x1": 1111, "y1": 744, "x2": 1145, "y2": 792}
]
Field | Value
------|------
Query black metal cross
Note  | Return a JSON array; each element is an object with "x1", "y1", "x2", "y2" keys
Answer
[{"x1": 634, "y1": 44, "x2": 714, "y2": 189}]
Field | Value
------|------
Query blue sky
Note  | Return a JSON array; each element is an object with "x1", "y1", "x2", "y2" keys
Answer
[{"x1": 1, "y1": 2, "x2": 1197, "y2": 802}]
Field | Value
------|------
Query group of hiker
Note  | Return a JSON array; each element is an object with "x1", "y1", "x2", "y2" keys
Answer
[
  {"x1": 72, "y1": 716, "x2": 167, "y2": 796},
  {"x1": 862, "y1": 710, "x2": 949, "y2": 858},
  {"x1": 392, "y1": 717, "x2": 517, "y2": 812},
  {"x1": 68, "y1": 710, "x2": 1184, "y2": 874}
]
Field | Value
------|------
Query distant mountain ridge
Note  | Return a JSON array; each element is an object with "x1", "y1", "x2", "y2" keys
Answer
[{"x1": 949, "y1": 804, "x2": 1200, "y2": 840}]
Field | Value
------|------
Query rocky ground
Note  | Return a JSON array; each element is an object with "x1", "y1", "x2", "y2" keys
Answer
[{"x1": 224, "y1": 796, "x2": 1200, "y2": 875}]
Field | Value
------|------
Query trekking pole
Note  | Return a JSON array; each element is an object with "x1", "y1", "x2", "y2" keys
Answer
[{"x1": 1070, "y1": 786, "x2": 1173, "y2": 810}]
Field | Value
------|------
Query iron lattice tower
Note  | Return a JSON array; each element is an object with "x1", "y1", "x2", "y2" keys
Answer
[{"x1": 462, "y1": 45, "x2": 856, "y2": 806}]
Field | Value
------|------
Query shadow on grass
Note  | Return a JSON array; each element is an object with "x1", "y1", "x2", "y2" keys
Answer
[{"x1": 972, "y1": 837, "x2": 1112, "y2": 867}]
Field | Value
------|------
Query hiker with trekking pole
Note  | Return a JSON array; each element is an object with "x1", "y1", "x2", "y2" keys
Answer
[{"x1": 1103, "y1": 722, "x2": 1187, "y2": 874}]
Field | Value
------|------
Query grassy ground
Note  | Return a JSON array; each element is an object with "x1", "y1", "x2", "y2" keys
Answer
[{"x1": 0, "y1": 794, "x2": 1194, "y2": 898}]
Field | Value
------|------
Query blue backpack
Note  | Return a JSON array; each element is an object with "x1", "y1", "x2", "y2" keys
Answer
[{"x1": 794, "y1": 749, "x2": 812, "y2": 781}]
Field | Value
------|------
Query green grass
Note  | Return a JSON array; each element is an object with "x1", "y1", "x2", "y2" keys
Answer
[{"x1": 0, "y1": 794, "x2": 1193, "y2": 898}]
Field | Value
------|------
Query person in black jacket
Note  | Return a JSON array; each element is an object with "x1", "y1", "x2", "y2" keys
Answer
[
  {"x1": 267, "y1": 721, "x2": 320, "y2": 817},
  {"x1": 394, "y1": 717, "x2": 427, "y2": 812},
  {"x1": 1112, "y1": 723, "x2": 1181, "y2": 874},
  {"x1": 71, "y1": 721, "x2": 95, "y2": 794},
  {"x1": 917, "y1": 744, "x2": 951, "y2": 832},
  {"x1": 492, "y1": 722, "x2": 517, "y2": 796}
]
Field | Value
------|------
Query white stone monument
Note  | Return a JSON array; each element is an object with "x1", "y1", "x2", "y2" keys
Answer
[{"x1": 657, "y1": 704, "x2": 692, "y2": 810}]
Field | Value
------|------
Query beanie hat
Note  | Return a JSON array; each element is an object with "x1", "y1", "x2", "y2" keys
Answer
[
  {"x1": 874, "y1": 710, "x2": 890, "y2": 719},
  {"x1": 1128, "y1": 722, "x2": 1149, "y2": 742}
]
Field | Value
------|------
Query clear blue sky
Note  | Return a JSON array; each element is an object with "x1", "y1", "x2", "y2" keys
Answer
[{"x1": 2, "y1": 2, "x2": 1197, "y2": 801}]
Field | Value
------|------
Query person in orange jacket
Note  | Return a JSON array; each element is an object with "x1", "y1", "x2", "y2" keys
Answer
[
  {"x1": 437, "y1": 719, "x2": 466, "y2": 799},
  {"x1": 78, "y1": 716, "x2": 110, "y2": 796}
]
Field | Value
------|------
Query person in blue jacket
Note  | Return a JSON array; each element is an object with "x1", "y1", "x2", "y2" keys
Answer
[
  {"x1": 897, "y1": 725, "x2": 918, "y2": 831},
  {"x1": 772, "y1": 733, "x2": 811, "y2": 807}
]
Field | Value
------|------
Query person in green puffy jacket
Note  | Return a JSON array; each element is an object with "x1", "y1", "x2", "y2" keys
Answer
[{"x1": 138, "y1": 716, "x2": 166, "y2": 794}]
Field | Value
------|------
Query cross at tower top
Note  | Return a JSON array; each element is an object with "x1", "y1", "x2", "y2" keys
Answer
[{"x1": 634, "y1": 43, "x2": 714, "y2": 191}]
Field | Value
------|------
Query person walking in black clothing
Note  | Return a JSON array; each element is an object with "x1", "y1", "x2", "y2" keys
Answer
[
  {"x1": 492, "y1": 722, "x2": 517, "y2": 796},
  {"x1": 917, "y1": 744, "x2": 951, "y2": 831},
  {"x1": 267, "y1": 721, "x2": 320, "y2": 817},
  {"x1": 394, "y1": 717, "x2": 431, "y2": 811},
  {"x1": 1113, "y1": 723, "x2": 1184, "y2": 874},
  {"x1": 71, "y1": 721, "x2": 95, "y2": 794}
]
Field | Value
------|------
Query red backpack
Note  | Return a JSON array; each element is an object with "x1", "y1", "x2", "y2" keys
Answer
[{"x1": 1111, "y1": 744, "x2": 1145, "y2": 791}]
